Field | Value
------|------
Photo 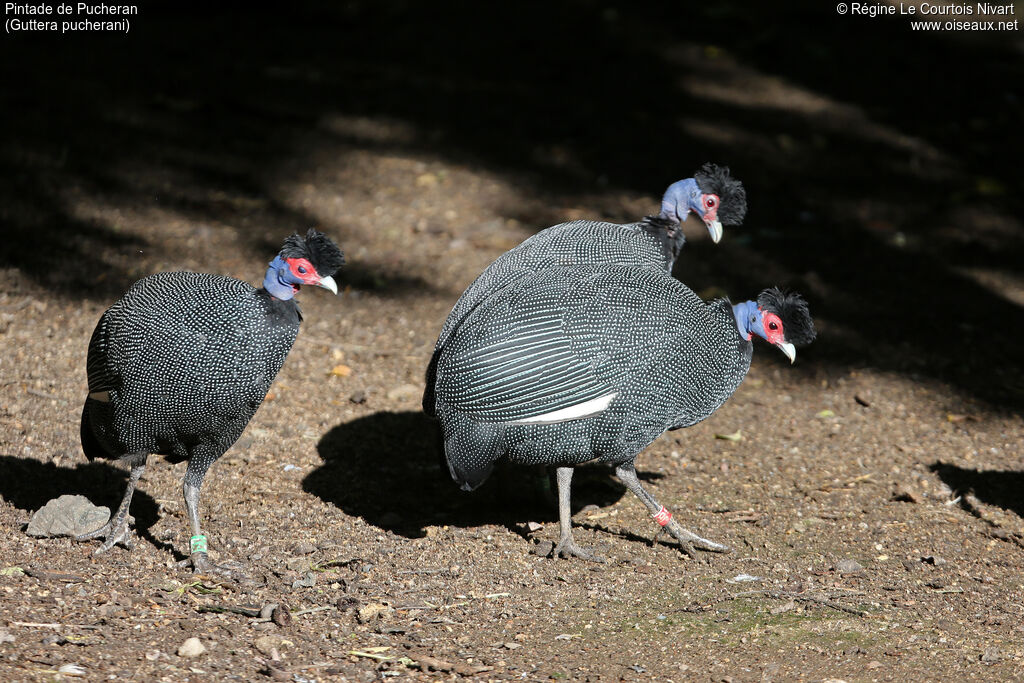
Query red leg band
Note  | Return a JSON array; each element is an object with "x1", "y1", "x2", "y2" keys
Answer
[{"x1": 652, "y1": 505, "x2": 672, "y2": 527}]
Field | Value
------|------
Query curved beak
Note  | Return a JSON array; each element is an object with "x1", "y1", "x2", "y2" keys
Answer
[
  {"x1": 316, "y1": 275, "x2": 338, "y2": 295},
  {"x1": 705, "y1": 219, "x2": 723, "y2": 244},
  {"x1": 777, "y1": 342, "x2": 796, "y2": 364}
]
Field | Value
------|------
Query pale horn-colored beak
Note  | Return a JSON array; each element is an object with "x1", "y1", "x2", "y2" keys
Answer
[
  {"x1": 706, "y1": 219, "x2": 723, "y2": 244},
  {"x1": 778, "y1": 342, "x2": 796, "y2": 364},
  {"x1": 316, "y1": 275, "x2": 338, "y2": 295}
]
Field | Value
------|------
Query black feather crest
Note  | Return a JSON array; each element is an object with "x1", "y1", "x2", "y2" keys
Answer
[
  {"x1": 693, "y1": 163, "x2": 747, "y2": 226},
  {"x1": 757, "y1": 288, "x2": 816, "y2": 346},
  {"x1": 280, "y1": 228, "x2": 345, "y2": 276}
]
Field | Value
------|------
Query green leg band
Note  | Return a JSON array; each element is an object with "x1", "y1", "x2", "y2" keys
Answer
[{"x1": 190, "y1": 535, "x2": 208, "y2": 554}]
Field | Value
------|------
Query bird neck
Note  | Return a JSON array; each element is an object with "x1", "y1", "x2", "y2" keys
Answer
[
  {"x1": 659, "y1": 178, "x2": 699, "y2": 223},
  {"x1": 641, "y1": 215, "x2": 685, "y2": 267},
  {"x1": 262, "y1": 255, "x2": 298, "y2": 301},
  {"x1": 732, "y1": 300, "x2": 758, "y2": 341}
]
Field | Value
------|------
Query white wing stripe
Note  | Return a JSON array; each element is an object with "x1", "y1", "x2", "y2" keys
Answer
[{"x1": 509, "y1": 392, "x2": 618, "y2": 424}]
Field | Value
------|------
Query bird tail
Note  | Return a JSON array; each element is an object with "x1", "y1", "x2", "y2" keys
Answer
[
  {"x1": 441, "y1": 410, "x2": 503, "y2": 491},
  {"x1": 80, "y1": 401, "x2": 108, "y2": 461}
]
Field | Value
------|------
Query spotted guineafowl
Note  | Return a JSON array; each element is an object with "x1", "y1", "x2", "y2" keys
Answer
[
  {"x1": 432, "y1": 265, "x2": 814, "y2": 560},
  {"x1": 424, "y1": 164, "x2": 746, "y2": 415},
  {"x1": 78, "y1": 229, "x2": 344, "y2": 572}
]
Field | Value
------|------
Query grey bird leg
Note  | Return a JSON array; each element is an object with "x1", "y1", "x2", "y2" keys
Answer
[
  {"x1": 76, "y1": 454, "x2": 146, "y2": 553},
  {"x1": 179, "y1": 457, "x2": 244, "y2": 576},
  {"x1": 614, "y1": 462, "x2": 730, "y2": 558},
  {"x1": 551, "y1": 467, "x2": 604, "y2": 562}
]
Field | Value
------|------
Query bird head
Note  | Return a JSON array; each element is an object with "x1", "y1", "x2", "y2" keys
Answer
[
  {"x1": 660, "y1": 163, "x2": 747, "y2": 244},
  {"x1": 263, "y1": 229, "x2": 345, "y2": 300},
  {"x1": 732, "y1": 288, "x2": 815, "y2": 363}
]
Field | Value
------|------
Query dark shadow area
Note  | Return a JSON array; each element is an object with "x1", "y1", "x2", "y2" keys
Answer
[
  {"x1": 2, "y1": 1, "x2": 1021, "y2": 407},
  {"x1": 0, "y1": 454, "x2": 161, "y2": 549},
  {"x1": 931, "y1": 462, "x2": 1024, "y2": 520},
  {"x1": 303, "y1": 411, "x2": 627, "y2": 537}
]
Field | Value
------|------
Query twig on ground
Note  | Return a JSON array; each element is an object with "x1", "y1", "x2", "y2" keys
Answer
[
  {"x1": 403, "y1": 647, "x2": 494, "y2": 677},
  {"x1": 25, "y1": 568, "x2": 89, "y2": 583},
  {"x1": 731, "y1": 589, "x2": 869, "y2": 617},
  {"x1": 10, "y1": 622, "x2": 101, "y2": 630}
]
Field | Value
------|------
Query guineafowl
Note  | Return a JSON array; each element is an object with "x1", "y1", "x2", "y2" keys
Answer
[
  {"x1": 432, "y1": 265, "x2": 814, "y2": 560},
  {"x1": 78, "y1": 229, "x2": 344, "y2": 573},
  {"x1": 423, "y1": 164, "x2": 746, "y2": 415}
]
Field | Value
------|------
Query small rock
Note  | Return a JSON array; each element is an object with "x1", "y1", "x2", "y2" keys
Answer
[
  {"x1": 836, "y1": 559, "x2": 864, "y2": 576},
  {"x1": 330, "y1": 364, "x2": 352, "y2": 378},
  {"x1": 292, "y1": 542, "x2": 316, "y2": 556},
  {"x1": 177, "y1": 637, "x2": 206, "y2": 658},
  {"x1": 981, "y1": 647, "x2": 1001, "y2": 663},
  {"x1": 386, "y1": 383, "x2": 421, "y2": 403},
  {"x1": 531, "y1": 541, "x2": 554, "y2": 557},
  {"x1": 349, "y1": 390, "x2": 366, "y2": 404},
  {"x1": 526, "y1": 521, "x2": 543, "y2": 533},
  {"x1": 291, "y1": 571, "x2": 316, "y2": 589},
  {"x1": 502, "y1": 642, "x2": 522, "y2": 650},
  {"x1": 357, "y1": 602, "x2": 393, "y2": 623},
  {"x1": 892, "y1": 486, "x2": 922, "y2": 503},
  {"x1": 866, "y1": 660, "x2": 883, "y2": 669},
  {"x1": 57, "y1": 664, "x2": 87, "y2": 677},
  {"x1": 770, "y1": 600, "x2": 796, "y2": 615},
  {"x1": 922, "y1": 555, "x2": 947, "y2": 566},
  {"x1": 336, "y1": 596, "x2": 359, "y2": 611},
  {"x1": 27, "y1": 495, "x2": 110, "y2": 538},
  {"x1": 254, "y1": 635, "x2": 293, "y2": 657},
  {"x1": 901, "y1": 558, "x2": 917, "y2": 571},
  {"x1": 0, "y1": 628, "x2": 14, "y2": 644},
  {"x1": 272, "y1": 604, "x2": 292, "y2": 627}
]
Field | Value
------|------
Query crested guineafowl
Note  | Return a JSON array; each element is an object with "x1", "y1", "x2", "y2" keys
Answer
[
  {"x1": 423, "y1": 164, "x2": 745, "y2": 415},
  {"x1": 78, "y1": 229, "x2": 344, "y2": 573},
  {"x1": 432, "y1": 265, "x2": 814, "y2": 560}
]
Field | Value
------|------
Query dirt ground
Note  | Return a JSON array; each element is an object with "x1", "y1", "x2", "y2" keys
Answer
[{"x1": 2, "y1": 2, "x2": 1023, "y2": 681}]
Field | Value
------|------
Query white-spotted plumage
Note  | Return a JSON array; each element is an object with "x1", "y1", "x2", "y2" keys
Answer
[{"x1": 434, "y1": 265, "x2": 753, "y2": 490}]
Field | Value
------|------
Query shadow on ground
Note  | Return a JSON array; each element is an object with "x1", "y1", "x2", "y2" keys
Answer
[
  {"x1": 931, "y1": 461, "x2": 1024, "y2": 520},
  {"x1": 0, "y1": 454, "x2": 161, "y2": 549},
  {"x1": 2, "y1": 1, "x2": 1021, "y2": 408},
  {"x1": 303, "y1": 411, "x2": 628, "y2": 538}
]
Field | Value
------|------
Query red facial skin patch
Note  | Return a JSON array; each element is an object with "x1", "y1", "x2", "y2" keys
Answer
[
  {"x1": 652, "y1": 506, "x2": 672, "y2": 527},
  {"x1": 285, "y1": 257, "x2": 322, "y2": 286},
  {"x1": 701, "y1": 193, "x2": 720, "y2": 224},
  {"x1": 761, "y1": 311, "x2": 786, "y2": 346}
]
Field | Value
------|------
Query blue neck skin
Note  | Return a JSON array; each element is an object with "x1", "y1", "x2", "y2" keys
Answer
[
  {"x1": 732, "y1": 300, "x2": 763, "y2": 341},
  {"x1": 263, "y1": 255, "x2": 298, "y2": 300},
  {"x1": 659, "y1": 178, "x2": 701, "y2": 223}
]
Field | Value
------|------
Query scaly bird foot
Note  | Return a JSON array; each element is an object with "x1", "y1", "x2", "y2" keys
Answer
[
  {"x1": 663, "y1": 519, "x2": 730, "y2": 557},
  {"x1": 179, "y1": 551, "x2": 248, "y2": 579},
  {"x1": 552, "y1": 536, "x2": 606, "y2": 563},
  {"x1": 74, "y1": 515, "x2": 136, "y2": 554},
  {"x1": 74, "y1": 520, "x2": 136, "y2": 552}
]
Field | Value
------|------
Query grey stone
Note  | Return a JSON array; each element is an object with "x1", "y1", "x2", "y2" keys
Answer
[{"x1": 27, "y1": 495, "x2": 109, "y2": 538}]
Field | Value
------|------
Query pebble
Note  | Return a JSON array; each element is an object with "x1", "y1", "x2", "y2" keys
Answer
[
  {"x1": 531, "y1": 541, "x2": 554, "y2": 557},
  {"x1": 177, "y1": 637, "x2": 206, "y2": 658},
  {"x1": 836, "y1": 559, "x2": 865, "y2": 575},
  {"x1": 387, "y1": 383, "x2": 421, "y2": 402},
  {"x1": 292, "y1": 542, "x2": 316, "y2": 556}
]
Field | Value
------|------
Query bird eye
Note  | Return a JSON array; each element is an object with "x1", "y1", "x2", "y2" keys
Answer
[
  {"x1": 706, "y1": 197, "x2": 716, "y2": 208},
  {"x1": 768, "y1": 321, "x2": 779, "y2": 331},
  {"x1": 298, "y1": 266, "x2": 307, "y2": 274}
]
